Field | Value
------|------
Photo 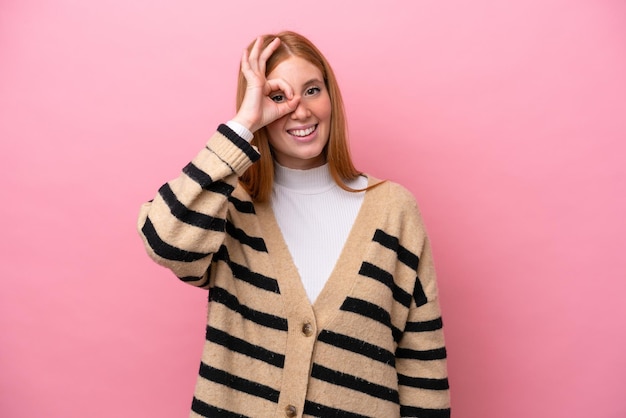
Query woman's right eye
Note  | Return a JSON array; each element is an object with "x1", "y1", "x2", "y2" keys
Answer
[{"x1": 270, "y1": 94, "x2": 285, "y2": 103}]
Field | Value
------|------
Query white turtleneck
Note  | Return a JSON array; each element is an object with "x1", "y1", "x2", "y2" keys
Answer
[{"x1": 271, "y1": 163, "x2": 368, "y2": 303}]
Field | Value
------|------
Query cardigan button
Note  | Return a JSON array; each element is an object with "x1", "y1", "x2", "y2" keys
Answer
[
  {"x1": 302, "y1": 322, "x2": 314, "y2": 337},
  {"x1": 285, "y1": 404, "x2": 297, "y2": 417}
]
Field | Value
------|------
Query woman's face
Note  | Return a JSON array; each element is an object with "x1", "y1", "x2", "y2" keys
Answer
[{"x1": 265, "y1": 56, "x2": 331, "y2": 170}]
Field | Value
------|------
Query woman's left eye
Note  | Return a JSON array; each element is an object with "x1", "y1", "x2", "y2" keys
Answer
[{"x1": 305, "y1": 87, "x2": 321, "y2": 96}]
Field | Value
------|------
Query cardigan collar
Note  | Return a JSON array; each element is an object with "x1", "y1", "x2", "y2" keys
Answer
[{"x1": 256, "y1": 175, "x2": 386, "y2": 326}]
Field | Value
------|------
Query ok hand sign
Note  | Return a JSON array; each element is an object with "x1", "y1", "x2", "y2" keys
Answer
[{"x1": 232, "y1": 37, "x2": 300, "y2": 133}]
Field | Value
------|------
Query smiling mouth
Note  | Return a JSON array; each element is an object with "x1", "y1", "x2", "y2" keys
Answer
[{"x1": 287, "y1": 125, "x2": 317, "y2": 137}]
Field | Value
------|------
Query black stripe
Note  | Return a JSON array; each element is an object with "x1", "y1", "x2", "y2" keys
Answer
[
  {"x1": 303, "y1": 400, "x2": 370, "y2": 418},
  {"x1": 230, "y1": 260, "x2": 280, "y2": 293},
  {"x1": 396, "y1": 347, "x2": 447, "y2": 361},
  {"x1": 341, "y1": 297, "x2": 391, "y2": 326},
  {"x1": 182, "y1": 162, "x2": 212, "y2": 189},
  {"x1": 373, "y1": 229, "x2": 419, "y2": 270},
  {"x1": 405, "y1": 318, "x2": 443, "y2": 333},
  {"x1": 392, "y1": 283, "x2": 413, "y2": 309},
  {"x1": 358, "y1": 262, "x2": 412, "y2": 308},
  {"x1": 413, "y1": 278, "x2": 427, "y2": 307},
  {"x1": 225, "y1": 222, "x2": 267, "y2": 252},
  {"x1": 317, "y1": 330, "x2": 395, "y2": 366},
  {"x1": 182, "y1": 162, "x2": 235, "y2": 195},
  {"x1": 213, "y1": 244, "x2": 229, "y2": 262},
  {"x1": 158, "y1": 183, "x2": 225, "y2": 231},
  {"x1": 205, "y1": 180, "x2": 235, "y2": 195},
  {"x1": 399, "y1": 247, "x2": 419, "y2": 271},
  {"x1": 393, "y1": 326, "x2": 402, "y2": 343},
  {"x1": 206, "y1": 326, "x2": 285, "y2": 368},
  {"x1": 397, "y1": 373, "x2": 449, "y2": 390},
  {"x1": 340, "y1": 297, "x2": 402, "y2": 343},
  {"x1": 191, "y1": 397, "x2": 250, "y2": 418},
  {"x1": 229, "y1": 195, "x2": 256, "y2": 214},
  {"x1": 217, "y1": 123, "x2": 261, "y2": 163},
  {"x1": 373, "y1": 229, "x2": 398, "y2": 251},
  {"x1": 141, "y1": 217, "x2": 209, "y2": 262},
  {"x1": 179, "y1": 275, "x2": 201, "y2": 283},
  {"x1": 198, "y1": 363, "x2": 280, "y2": 403},
  {"x1": 178, "y1": 274, "x2": 210, "y2": 288},
  {"x1": 311, "y1": 363, "x2": 399, "y2": 403},
  {"x1": 179, "y1": 260, "x2": 212, "y2": 288},
  {"x1": 215, "y1": 246, "x2": 280, "y2": 293},
  {"x1": 359, "y1": 262, "x2": 393, "y2": 288},
  {"x1": 209, "y1": 286, "x2": 288, "y2": 331},
  {"x1": 400, "y1": 405, "x2": 451, "y2": 418}
]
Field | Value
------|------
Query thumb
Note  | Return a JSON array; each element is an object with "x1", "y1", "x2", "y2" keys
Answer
[{"x1": 276, "y1": 96, "x2": 300, "y2": 117}]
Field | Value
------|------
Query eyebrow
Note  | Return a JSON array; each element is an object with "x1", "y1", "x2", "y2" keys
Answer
[{"x1": 303, "y1": 78, "x2": 324, "y2": 86}]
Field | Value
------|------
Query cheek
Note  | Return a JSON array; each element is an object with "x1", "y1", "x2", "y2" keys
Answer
[
  {"x1": 266, "y1": 118, "x2": 285, "y2": 142},
  {"x1": 321, "y1": 97, "x2": 332, "y2": 122}
]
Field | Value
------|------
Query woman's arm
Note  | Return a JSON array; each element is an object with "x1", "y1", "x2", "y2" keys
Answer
[
  {"x1": 137, "y1": 36, "x2": 300, "y2": 287},
  {"x1": 137, "y1": 124, "x2": 259, "y2": 287},
  {"x1": 396, "y1": 237, "x2": 451, "y2": 417}
]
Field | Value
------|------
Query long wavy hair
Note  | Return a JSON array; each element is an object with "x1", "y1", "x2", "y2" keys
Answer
[{"x1": 237, "y1": 31, "x2": 364, "y2": 202}]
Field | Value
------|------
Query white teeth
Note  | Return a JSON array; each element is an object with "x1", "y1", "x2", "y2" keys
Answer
[{"x1": 289, "y1": 126, "x2": 316, "y2": 137}]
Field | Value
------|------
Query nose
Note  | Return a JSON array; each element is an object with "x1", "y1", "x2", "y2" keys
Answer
[{"x1": 290, "y1": 97, "x2": 311, "y2": 120}]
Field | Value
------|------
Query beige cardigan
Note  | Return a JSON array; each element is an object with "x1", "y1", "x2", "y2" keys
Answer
[{"x1": 138, "y1": 125, "x2": 450, "y2": 418}]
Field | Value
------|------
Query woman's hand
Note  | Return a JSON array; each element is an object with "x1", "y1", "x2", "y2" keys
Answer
[{"x1": 232, "y1": 37, "x2": 300, "y2": 133}]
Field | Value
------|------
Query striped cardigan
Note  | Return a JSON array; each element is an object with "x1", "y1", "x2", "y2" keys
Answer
[{"x1": 137, "y1": 125, "x2": 451, "y2": 418}]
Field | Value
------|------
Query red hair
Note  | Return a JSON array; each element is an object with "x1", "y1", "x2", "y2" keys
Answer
[{"x1": 237, "y1": 31, "x2": 364, "y2": 202}]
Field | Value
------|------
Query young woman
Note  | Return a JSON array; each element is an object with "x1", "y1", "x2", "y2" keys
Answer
[{"x1": 138, "y1": 31, "x2": 450, "y2": 418}]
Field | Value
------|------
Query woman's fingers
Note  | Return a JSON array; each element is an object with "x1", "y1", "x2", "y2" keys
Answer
[
  {"x1": 258, "y1": 38, "x2": 280, "y2": 73},
  {"x1": 265, "y1": 78, "x2": 294, "y2": 100},
  {"x1": 246, "y1": 37, "x2": 281, "y2": 78},
  {"x1": 240, "y1": 48, "x2": 251, "y2": 75},
  {"x1": 247, "y1": 36, "x2": 263, "y2": 71}
]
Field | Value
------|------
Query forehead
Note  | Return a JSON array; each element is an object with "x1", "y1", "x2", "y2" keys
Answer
[{"x1": 267, "y1": 56, "x2": 324, "y2": 85}]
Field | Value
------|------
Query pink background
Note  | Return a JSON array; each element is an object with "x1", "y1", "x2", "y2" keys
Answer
[{"x1": 2, "y1": 0, "x2": 625, "y2": 417}]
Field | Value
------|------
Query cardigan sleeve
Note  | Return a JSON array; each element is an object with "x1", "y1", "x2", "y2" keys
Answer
[
  {"x1": 394, "y1": 196, "x2": 451, "y2": 417},
  {"x1": 136, "y1": 124, "x2": 260, "y2": 288},
  {"x1": 397, "y1": 237, "x2": 451, "y2": 417}
]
